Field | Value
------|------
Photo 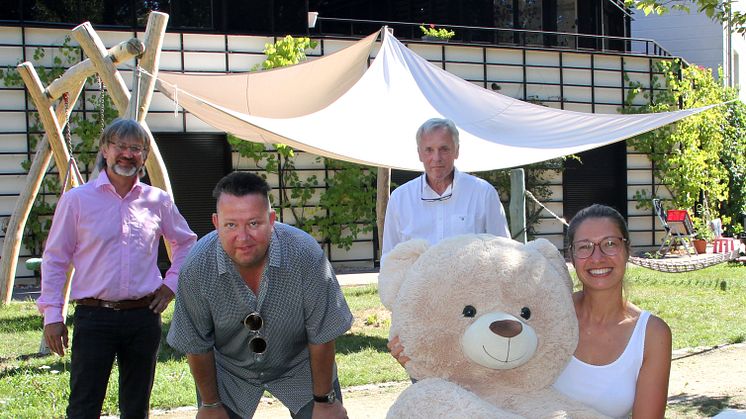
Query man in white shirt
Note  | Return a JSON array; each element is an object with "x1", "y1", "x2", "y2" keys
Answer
[{"x1": 381, "y1": 118, "x2": 510, "y2": 258}]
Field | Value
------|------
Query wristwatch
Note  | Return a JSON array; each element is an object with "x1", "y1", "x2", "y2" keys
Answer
[{"x1": 313, "y1": 389, "x2": 336, "y2": 404}]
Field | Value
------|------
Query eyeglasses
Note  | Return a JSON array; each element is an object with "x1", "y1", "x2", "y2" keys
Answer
[
  {"x1": 242, "y1": 312, "x2": 267, "y2": 354},
  {"x1": 420, "y1": 176, "x2": 453, "y2": 202},
  {"x1": 571, "y1": 236, "x2": 628, "y2": 259},
  {"x1": 107, "y1": 141, "x2": 145, "y2": 154}
]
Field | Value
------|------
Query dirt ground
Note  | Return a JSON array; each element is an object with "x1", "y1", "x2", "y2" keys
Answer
[{"x1": 151, "y1": 343, "x2": 746, "y2": 418}]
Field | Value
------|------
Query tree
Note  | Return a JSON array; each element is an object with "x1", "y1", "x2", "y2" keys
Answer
[
  {"x1": 624, "y1": 60, "x2": 746, "y2": 234},
  {"x1": 626, "y1": 0, "x2": 746, "y2": 34}
]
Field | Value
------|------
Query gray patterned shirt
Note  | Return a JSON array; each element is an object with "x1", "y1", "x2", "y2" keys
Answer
[{"x1": 167, "y1": 222, "x2": 353, "y2": 417}]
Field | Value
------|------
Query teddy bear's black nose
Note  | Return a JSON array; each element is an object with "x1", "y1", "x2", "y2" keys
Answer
[{"x1": 489, "y1": 320, "x2": 523, "y2": 338}]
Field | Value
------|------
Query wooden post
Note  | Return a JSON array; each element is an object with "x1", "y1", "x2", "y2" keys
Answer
[
  {"x1": 16, "y1": 63, "x2": 75, "y2": 183},
  {"x1": 0, "y1": 80, "x2": 85, "y2": 304},
  {"x1": 72, "y1": 23, "x2": 131, "y2": 113},
  {"x1": 510, "y1": 168, "x2": 527, "y2": 243},
  {"x1": 376, "y1": 167, "x2": 391, "y2": 260}
]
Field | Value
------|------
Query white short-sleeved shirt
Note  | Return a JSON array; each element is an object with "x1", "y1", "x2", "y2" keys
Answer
[
  {"x1": 382, "y1": 168, "x2": 510, "y2": 256},
  {"x1": 553, "y1": 311, "x2": 651, "y2": 418}
]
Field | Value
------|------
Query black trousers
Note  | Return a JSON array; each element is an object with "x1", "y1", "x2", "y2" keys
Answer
[{"x1": 66, "y1": 306, "x2": 161, "y2": 419}]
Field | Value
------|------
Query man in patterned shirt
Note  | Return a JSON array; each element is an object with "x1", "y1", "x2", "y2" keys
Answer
[{"x1": 167, "y1": 171, "x2": 353, "y2": 418}]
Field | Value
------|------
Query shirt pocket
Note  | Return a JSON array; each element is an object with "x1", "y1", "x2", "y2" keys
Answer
[
  {"x1": 130, "y1": 219, "x2": 160, "y2": 255},
  {"x1": 451, "y1": 213, "x2": 476, "y2": 235}
]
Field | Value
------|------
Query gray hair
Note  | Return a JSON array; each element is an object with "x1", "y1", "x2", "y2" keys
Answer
[
  {"x1": 416, "y1": 118, "x2": 460, "y2": 149},
  {"x1": 95, "y1": 118, "x2": 150, "y2": 177}
]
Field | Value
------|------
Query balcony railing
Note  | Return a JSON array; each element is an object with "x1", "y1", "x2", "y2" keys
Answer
[{"x1": 314, "y1": 17, "x2": 674, "y2": 58}]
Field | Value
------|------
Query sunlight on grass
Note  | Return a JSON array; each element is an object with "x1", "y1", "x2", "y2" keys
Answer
[{"x1": 1, "y1": 264, "x2": 744, "y2": 417}]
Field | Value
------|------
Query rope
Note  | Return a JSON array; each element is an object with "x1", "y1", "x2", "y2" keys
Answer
[
  {"x1": 61, "y1": 93, "x2": 84, "y2": 190},
  {"x1": 524, "y1": 190, "x2": 568, "y2": 226},
  {"x1": 629, "y1": 252, "x2": 739, "y2": 272},
  {"x1": 523, "y1": 190, "x2": 737, "y2": 272}
]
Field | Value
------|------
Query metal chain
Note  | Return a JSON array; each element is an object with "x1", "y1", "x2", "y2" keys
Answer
[
  {"x1": 61, "y1": 92, "x2": 74, "y2": 156},
  {"x1": 97, "y1": 74, "x2": 106, "y2": 134}
]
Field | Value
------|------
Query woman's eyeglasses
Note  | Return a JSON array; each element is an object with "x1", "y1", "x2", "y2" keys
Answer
[
  {"x1": 571, "y1": 236, "x2": 627, "y2": 259},
  {"x1": 242, "y1": 312, "x2": 267, "y2": 354}
]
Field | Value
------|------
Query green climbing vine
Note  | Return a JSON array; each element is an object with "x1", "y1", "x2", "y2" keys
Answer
[
  {"x1": 229, "y1": 36, "x2": 376, "y2": 250},
  {"x1": 623, "y1": 59, "x2": 746, "y2": 234},
  {"x1": 0, "y1": 36, "x2": 116, "y2": 256}
]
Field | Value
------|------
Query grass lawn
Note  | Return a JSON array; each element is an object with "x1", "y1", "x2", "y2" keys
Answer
[{"x1": 1, "y1": 263, "x2": 745, "y2": 417}]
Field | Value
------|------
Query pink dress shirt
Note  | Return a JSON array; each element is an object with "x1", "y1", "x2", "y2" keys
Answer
[{"x1": 38, "y1": 171, "x2": 197, "y2": 325}]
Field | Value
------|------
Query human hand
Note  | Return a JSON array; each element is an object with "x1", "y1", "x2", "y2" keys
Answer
[
  {"x1": 312, "y1": 400, "x2": 348, "y2": 419},
  {"x1": 195, "y1": 405, "x2": 229, "y2": 419},
  {"x1": 387, "y1": 335, "x2": 410, "y2": 367},
  {"x1": 43, "y1": 322, "x2": 69, "y2": 356},
  {"x1": 149, "y1": 284, "x2": 175, "y2": 314}
]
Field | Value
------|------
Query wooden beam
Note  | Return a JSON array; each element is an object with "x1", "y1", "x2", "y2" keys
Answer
[
  {"x1": 72, "y1": 22, "x2": 131, "y2": 113},
  {"x1": 376, "y1": 167, "x2": 391, "y2": 261},
  {"x1": 130, "y1": 12, "x2": 168, "y2": 122},
  {"x1": 46, "y1": 38, "x2": 144, "y2": 101},
  {"x1": 1, "y1": 80, "x2": 85, "y2": 304},
  {"x1": 16, "y1": 63, "x2": 76, "y2": 186},
  {"x1": 510, "y1": 168, "x2": 527, "y2": 243}
]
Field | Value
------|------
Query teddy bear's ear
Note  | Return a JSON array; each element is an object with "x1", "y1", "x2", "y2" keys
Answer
[
  {"x1": 378, "y1": 239, "x2": 430, "y2": 309},
  {"x1": 524, "y1": 238, "x2": 573, "y2": 292}
]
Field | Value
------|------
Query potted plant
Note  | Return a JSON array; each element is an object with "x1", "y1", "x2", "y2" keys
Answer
[
  {"x1": 419, "y1": 24, "x2": 455, "y2": 42},
  {"x1": 692, "y1": 219, "x2": 713, "y2": 254}
]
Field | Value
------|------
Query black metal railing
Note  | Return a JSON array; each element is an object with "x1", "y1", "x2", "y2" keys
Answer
[{"x1": 314, "y1": 17, "x2": 674, "y2": 58}]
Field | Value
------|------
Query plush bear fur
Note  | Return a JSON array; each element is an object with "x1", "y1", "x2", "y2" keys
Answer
[{"x1": 379, "y1": 235, "x2": 609, "y2": 419}]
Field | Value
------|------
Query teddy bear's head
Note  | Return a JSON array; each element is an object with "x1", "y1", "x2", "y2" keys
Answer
[{"x1": 379, "y1": 235, "x2": 578, "y2": 394}]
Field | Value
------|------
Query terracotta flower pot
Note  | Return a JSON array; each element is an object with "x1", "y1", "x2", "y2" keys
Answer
[{"x1": 693, "y1": 239, "x2": 707, "y2": 254}]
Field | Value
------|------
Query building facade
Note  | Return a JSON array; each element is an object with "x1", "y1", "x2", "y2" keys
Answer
[
  {"x1": 1, "y1": 0, "x2": 675, "y2": 283},
  {"x1": 631, "y1": 0, "x2": 746, "y2": 101}
]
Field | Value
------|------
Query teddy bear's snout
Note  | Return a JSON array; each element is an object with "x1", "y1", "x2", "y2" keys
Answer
[{"x1": 489, "y1": 320, "x2": 523, "y2": 338}]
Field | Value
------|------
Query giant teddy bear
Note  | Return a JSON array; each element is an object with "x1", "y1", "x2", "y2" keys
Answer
[{"x1": 379, "y1": 235, "x2": 609, "y2": 418}]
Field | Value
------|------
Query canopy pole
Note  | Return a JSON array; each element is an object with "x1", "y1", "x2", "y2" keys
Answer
[
  {"x1": 510, "y1": 168, "x2": 527, "y2": 244},
  {"x1": 376, "y1": 167, "x2": 390, "y2": 261}
]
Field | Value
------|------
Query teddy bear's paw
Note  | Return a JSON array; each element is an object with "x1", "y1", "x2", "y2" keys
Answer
[{"x1": 386, "y1": 378, "x2": 524, "y2": 419}]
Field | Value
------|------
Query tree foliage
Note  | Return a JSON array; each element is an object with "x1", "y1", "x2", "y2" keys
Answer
[
  {"x1": 626, "y1": 0, "x2": 746, "y2": 34},
  {"x1": 230, "y1": 36, "x2": 376, "y2": 250},
  {"x1": 624, "y1": 59, "x2": 746, "y2": 234}
]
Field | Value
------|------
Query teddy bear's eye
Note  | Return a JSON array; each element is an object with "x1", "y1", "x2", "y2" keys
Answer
[
  {"x1": 520, "y1": 307, "x2": 531, "y2": 320},
  {"x1": 462, "y1": 305, "x2": 477, "y2": 318}
]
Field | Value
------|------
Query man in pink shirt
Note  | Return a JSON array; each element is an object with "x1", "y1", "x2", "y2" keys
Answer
[{"x1": 37, "y1": 118, "x2": 197, "y2": 418}]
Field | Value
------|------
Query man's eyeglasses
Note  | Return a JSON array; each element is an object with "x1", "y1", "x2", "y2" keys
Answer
[
  {"x1": 242, "y1": 312, "x2": 267, "y2": 354},
  {"x1": 107, "y1": 141, "x2": 145, "y2": 154},
  {"x1": 571, "y1": 236, "x2": 628, "y2": 259},
  {"x1": 420, "y1": 176, "x2": 453, "y2": 202}
]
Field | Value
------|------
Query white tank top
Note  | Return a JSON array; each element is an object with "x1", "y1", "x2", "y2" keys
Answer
[{"x1": 553, "y1": 311, "x2": 650, "y2": 418}]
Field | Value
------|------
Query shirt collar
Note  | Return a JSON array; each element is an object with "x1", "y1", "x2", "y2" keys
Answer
[
  {"x1": 421, "y1": 168, "x2": 460, "y2": 199},
  {"x1": 94, "y1": 169, "x2": 142, "y2": 195}
]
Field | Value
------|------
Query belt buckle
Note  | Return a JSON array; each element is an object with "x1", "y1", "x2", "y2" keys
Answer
[{"x1": 100, "y1": 301, "x2": 120, "y2": 310}]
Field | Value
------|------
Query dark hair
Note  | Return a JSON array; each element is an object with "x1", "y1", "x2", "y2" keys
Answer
[
  {"x1": 95, "y1": 118, "x2": 150, "y2": 174},
  {"x1": 567, "y1": 204, "x2": 630, "y2": 248},
  {"x1": 212, "y1": 171, "x2": 271, "y2": 204}
]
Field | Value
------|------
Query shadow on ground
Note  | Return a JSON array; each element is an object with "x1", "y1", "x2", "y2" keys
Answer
[{"x1": 668, "y1": 393, "x2": 746, "y2": 417}]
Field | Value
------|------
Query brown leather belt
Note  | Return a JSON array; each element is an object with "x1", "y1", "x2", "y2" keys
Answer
[{"x1": 75, "y1": 295, "x2": 153, "y2": 310}]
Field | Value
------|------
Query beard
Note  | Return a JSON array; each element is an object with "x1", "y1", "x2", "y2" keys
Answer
[{"x1": 111, "y1": 162, "x2": 139, "y2": 177}]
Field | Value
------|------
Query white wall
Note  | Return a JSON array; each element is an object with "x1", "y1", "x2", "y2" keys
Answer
[{"x1": 631, "y1": 0, "x2": 746, "y2": 100}]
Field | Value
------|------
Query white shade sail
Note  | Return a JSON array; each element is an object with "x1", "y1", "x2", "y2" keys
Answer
[{"x1": 156, "y1": 29, "x2": 715, "y2": 172}]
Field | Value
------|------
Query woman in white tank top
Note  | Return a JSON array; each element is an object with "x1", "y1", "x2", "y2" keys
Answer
[{"x1": 553, "y1": 204, "x2": 672, "y2": 418}]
